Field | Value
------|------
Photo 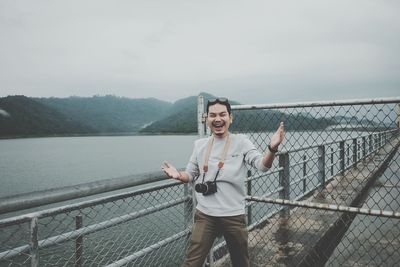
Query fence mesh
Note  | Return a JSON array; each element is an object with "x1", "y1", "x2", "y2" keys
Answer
[
  {"x1": 0, "y1": 182, "x2": 193, "y2": 267},
  {"x1": 0, "y1": 99, "x2": 399, "y2": 267},
  {"x1": 210, "y1": 100, "x2": 399, "y2": 267}
]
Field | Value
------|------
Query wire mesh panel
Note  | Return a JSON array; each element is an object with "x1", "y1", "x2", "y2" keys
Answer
[
  {"x1": 0, "y1": 182, "x2": 193, "y2": 267},
  {"x1": 206, "y1": 99, "x2": 400, "y2": 266}
]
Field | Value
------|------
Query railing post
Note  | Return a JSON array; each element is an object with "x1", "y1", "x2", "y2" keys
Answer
[
  {"x1": 318, "y1": 146, "x2": 326, "y2": 190},
  {"x1": 30, "y1": 217, "x2": 39, "y2": 267},
  {"x1": 397, "y1": 103, "x2": 400, "y2": 128},
  {"x1": 279, "y1": 153, "x2": 290, "y2": 216},
  {"x1": 246, "y1": 170, "x2": 252, "y2": 226},
  {"x1": 197, "y1": 95, "x2": 206, "y2": 138},
  {"x1": 397, "y1": 103, "x2": 400, "y2": 129},
  {"x1": 302, "y1": 155, "x2": 307, "y2": 193},
  {"x1": 195, "y1": 95, "x2": 204, "y2": 219},
  {"x1": 383, "y1": 132, "x2": 386, "y2": 145},
  {"x1": 75, "y1": 215, "x2": 83, "y2": 267},
  {"x1": 369, "y1": 134, "x2": 373, "y2": 154},
  {"x1": 362, "y1": 137, "x2": 366, "y2": 162},
  {"x1": 184, "y1": 184, "x2": 193, "y2": 229},
  {"x1": 198, "y1": 95, "x2": 213, "y2": 266},
  {"x1": 352, "y1": 138, "x2": 357, "y2": 166},
  {"x1": 378, "y1": 133, "x2": 381, "y2": 148},
  {"x1": 330, "y1": 147, "x2": 334, "y2": 176},
  {"x1": 339, "y1": 141, "x2": 345, "y2": 175},
  {"x1": 346, "y1": 143, "x2": 350, "y2": 167},
  {"x1": 206, "y1": 253, "x2": 215, "y2": 267}
]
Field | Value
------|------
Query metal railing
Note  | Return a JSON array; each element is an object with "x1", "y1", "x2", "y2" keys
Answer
[
  {"x1": 0, "y1": 178, "x2": 192, "y2": 266},
  {"x1": 1, "y1": 97, "x2": 399, "y2": 266},
  {"x1": 215, "y1": 96, "x2": 400, "y2": 266}
]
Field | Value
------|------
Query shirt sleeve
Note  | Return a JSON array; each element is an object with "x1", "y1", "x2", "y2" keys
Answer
[
  {"x1": 242, "y1": 136, "x2": 270, "y2": 172},
  {"x1": 185, "y1": 141, "x2": 200, "y2": 182}
]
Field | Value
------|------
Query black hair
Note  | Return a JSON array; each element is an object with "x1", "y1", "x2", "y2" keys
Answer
[{"x1": 206, "y1": 98, "x2": 231, "y2": 115}]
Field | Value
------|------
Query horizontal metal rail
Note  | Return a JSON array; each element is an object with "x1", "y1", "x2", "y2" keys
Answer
[
  {"x1": 280, "y1": 129, "x2": 397, "y2": 154},
  {"x1": 0, "y1": 196, "x2": 189, "y2": 261},
  {"x1": 106, "y1": 229, "x2": 191, "y2": 267},
  {"x1": 246, "y1": 187, "x2": 283, "y2": 208},
  {"x1": 0, "y1": 179, "x2": 181, "y2": 227},
  {"x1": 290, "y1": 177, "x2": 306, "y2": 187},
  {"x1": 231, "y1": 97, "x2": 400, "y2": 110},
  {"x1": 247, "y1": 196, "x2": 400, "y2": 219},
  {"x1": 0, "y1": 170, "x2": 170, "y2": 215},
  {"x1": 290, "y1": 159, "x2": 309, "y2": 167}
]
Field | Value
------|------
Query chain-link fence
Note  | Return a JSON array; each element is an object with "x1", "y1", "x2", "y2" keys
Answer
[
  {"x1": 0, "y1": 180, "x2": 194, "y2": 267},
  {"x1": 1, "y1": 97, "x2": 399, "y2": 267},
  {"x1": 203, "y1": 98, "x2": 400, "y2": 267}
]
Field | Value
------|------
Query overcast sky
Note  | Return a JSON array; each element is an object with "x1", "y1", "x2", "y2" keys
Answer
[{"x1": 0, "y1": 0, "x2": 399, "y2": 104}]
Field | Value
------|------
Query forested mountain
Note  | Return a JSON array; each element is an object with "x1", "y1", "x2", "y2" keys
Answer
[
  {"x1": 0, "y1": 96, "x2": 94, "y2": 137},
  {"x1": 1, "y1": 93, "x2": 340, "y2": 138},
  {"x1": 36, "y1": 95, "x2": 172, "y2": 133},
  {"x1": 0, "y1": 95, "x2": 171, "y2": 137},
  {"x1": 140, "y1": 92, "x2": 241, "y2": 133},
  {"x1": 140, "y1": 93, "x2": 335, "y2": 133}
]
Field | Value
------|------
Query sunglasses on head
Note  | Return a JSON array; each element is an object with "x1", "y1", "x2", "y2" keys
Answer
[{"x1": 207, "y1": 98, "x2": 228, "y2": 104}]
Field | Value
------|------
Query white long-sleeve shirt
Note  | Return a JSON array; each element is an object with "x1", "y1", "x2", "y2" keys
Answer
[{"x1": 185, "y1": 133, "x2": 269, "y2": 217}]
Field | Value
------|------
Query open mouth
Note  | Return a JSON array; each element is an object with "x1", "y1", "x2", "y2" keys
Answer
[{"x1": 213, "y1": 124, "x2": 224, "y2": 130}]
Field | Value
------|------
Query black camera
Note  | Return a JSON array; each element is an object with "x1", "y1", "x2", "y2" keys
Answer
[{"x1": 195, "y1": 181, "x2": 217, "y2": 196}]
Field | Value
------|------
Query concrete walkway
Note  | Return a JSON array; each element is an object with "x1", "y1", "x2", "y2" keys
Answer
[{"x1": 215, "y1": 136, "x2": 400, "y2": 267}]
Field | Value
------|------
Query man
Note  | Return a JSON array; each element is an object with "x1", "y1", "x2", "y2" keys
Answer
[{"x1": 162, "y1": 98, "x2": 285, "y2": 267}]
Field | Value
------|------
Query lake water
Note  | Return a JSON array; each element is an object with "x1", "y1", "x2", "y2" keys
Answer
[
  {"x1": 0, "y1": 131, "x2": 368, "y2": 198},
  {"x1": 0, "y1": 135, "x2": 197, "y2": 198}
]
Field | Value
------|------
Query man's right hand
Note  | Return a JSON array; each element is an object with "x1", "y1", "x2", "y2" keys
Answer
[{"x1": 161, "y1": 161, "x2": 181, "y2": 179}]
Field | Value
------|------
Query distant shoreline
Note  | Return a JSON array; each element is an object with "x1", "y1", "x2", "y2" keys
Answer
[
  {"x1": 0, "y1": 132, "x2": 198, "y2": 140},
  {"x1": 1, "y1": 127, "x2": 393, "y2": 140}
]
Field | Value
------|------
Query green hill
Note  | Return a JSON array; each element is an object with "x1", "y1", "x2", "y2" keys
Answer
[
  {"x1": 0, "y1": 93, "x2": 338, "y2": 138},
  {"x1": 140, "y1": 93, "x2": 334, "y2": 133},
  {"x1": 36, "y1": 95, "x2": 172, "y2": 133},
  {"x1": 0, "y1": 95, "x2": 172, "y2": 137},
  {"x1": 0, "y1": 95, "x2": 94, "y2": 137}
]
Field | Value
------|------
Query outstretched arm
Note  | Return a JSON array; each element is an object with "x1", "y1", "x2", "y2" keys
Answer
[
  {"x1": 161, "y1": 161, "x2": 190, "y2": 183},
  {"x1": 262, "y1": 122, "x2": 285, "y2": 168}
]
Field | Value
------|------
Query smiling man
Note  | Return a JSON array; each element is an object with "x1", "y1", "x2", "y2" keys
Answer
[{"x1": 162, "y1": 98, "x2": 285, "y2": 267}]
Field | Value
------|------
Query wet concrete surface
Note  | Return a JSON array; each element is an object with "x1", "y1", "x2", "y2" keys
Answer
[
  {"x1": 228, "y1": 137, "x2": 398, "y2": 267},
  {"x1": 326, "y1": 148, "x2": 400, "y2": 267}
]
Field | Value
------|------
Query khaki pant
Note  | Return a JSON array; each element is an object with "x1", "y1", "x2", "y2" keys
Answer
[{"x1": 183, "y1": 210, "x2": 249, "y2": 267}]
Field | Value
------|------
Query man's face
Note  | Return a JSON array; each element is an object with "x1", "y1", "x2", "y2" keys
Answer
[{"x1": 207, "y1": 103, "x2": 232, "y2": 138}]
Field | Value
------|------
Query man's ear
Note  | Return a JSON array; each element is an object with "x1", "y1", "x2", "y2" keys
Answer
[{"x1": 230, "y1": 115, "x2": 233, "y2": 123}]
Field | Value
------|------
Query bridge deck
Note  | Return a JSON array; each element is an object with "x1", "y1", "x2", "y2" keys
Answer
[{"x1": 216, "y1": 136, "x2": 400, "y2": 267}]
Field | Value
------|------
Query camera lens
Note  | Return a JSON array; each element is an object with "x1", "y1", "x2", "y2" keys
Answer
[{"x1": 195, "y1": 183, "x2": 208, "y2": 193}]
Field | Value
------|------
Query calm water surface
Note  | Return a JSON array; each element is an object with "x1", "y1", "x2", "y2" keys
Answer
[
  {"x1": 0, "y1": 135, "x2": 197, "y2": 198},
  {"x1": 0, "y1": 130, "x2": 367, "y2": 198}
]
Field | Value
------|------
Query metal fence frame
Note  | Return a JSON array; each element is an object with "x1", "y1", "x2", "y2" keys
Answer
[
  {"x1": 0, "y1": 96, "x2": 399, "y2": 266},
  {"x1": 198, "y1": 96, "x2": 400, "y2": 266}
]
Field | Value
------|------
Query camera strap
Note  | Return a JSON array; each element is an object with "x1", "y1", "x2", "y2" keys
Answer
[{"x1": 201, "y1": 134, "x2": 231, "y2": 183}]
